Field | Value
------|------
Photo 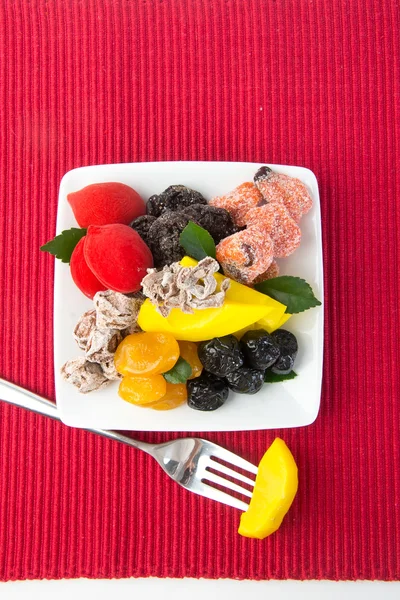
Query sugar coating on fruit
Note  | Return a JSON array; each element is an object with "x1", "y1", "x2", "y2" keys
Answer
[
  {"x1": 254, "y1": 167, "x2": 312, "y2": 223},
  {"x1": 84, "y1": 224, "x2": 153, "y2": 294},
  {"x1": 74, "y1": 310, "x2": 97, "y2": 350},
  {"x1": 85, "y1": 327, "x2": 122, "y2": 366},
  {"x1": 141, "y1": 257, "x2": 230, "y2": 317},
  {"x1": 245, "y1": 203, "x2": 301, "y2": 257},
  {"x1": 94, "y1": 290, "x2": 144, "y2": 330},
  {"x1": 216, "y1": 227, "x2": 274, "y2": 284},
  {"x1": 67, "y1": 182, "x2": 146, "y2": 227},
  {"x1": 147, "y1": 185, "x2": 207, "y2": 217},
  {"x1": 253, "y1": 260, "x2": 280, "y2": 284},
  {"x1": 61, "y1": 358, "x2": 110, "y2": 393},
  {"x1": 210, "y1": 182, "x2": 264, "y2": 227},
  {"x1": 130, "y1": 215, "x2": 157, "y2": 246}
]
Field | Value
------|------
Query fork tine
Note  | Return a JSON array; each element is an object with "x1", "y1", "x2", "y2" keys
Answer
[
  {"x1": 203, "y1": 470, "x2": 253, "y2": 498},
  {"x1": 195, "y1": 480, "x2": 249, "y2": 511},
  {"x1": 208, "y1": 457, "x2": 255, "y2": 487},
  {"x1": 208, "y1": 445, "x2": 259, "y2": 475}
]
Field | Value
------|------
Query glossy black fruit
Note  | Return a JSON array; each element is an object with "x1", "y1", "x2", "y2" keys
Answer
[
  {"x1": 198, "y1": 335, "x2": 244, "y2": 377},
  {"x1": 225, "y1": 367, "x2": 265, "y2": 394},
  {"x1": 270, "y1": 329, "x2": 298, "y2": 375},
  {"x1": 240, "y1": 330, "x2": 280, "y2": 370},
  {"x1": 187, "y1": 372, "x2": 229, "y2": 411}
]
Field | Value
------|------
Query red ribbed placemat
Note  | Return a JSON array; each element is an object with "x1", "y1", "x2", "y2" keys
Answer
[{"x1": 0, "y1": 0, "x2": 399, "y2": 582}]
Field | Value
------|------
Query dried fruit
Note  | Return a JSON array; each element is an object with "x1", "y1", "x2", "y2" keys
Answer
[
  {"x1": 187, "y1": 372, "x2": 229, "y2": 411},
  {"x1": 141, "y1": 257, "x2": 229, "y2": 317},
  {"x1": 147, "y1": 185, "x2": 207, "y2": 217},
  {"x1": 70, "y1": 237, "x2": 107, "y2": 299},
  {"x1": 114, "y1": 331, "x2": 179, "y2": 376},
  {"x1": 240, "y1": 330, "x2": 280, "y2": 370},
  {"x1": 270, "y1": 329, "x2": 298, "y2": 375},
  {"x1": 84, "y1": 224, "x2": 153, "y2": 294},
  {"x1": 210, "y1": 182, "x2": 264, "y2": 227},
  {"x1": 118, "y1": 375, "x2": 167, "y2": 406},
  {"x1": 178, "y1": 341, "x2": 203, "y2": 379},
  {"x1": 60, "y1": 358, "x2": 110, "y2": 393},
  {"x1": 68, "y1": 182, "x2": 146, "y2": 227},
  {"x1": 253, "y1": 260, "x2": 280, "y2": 284},
  {"x1": 254, "y1": 166, "x2": 312, "y2": 223},
  {"x1": 149, "y1": 383, "x2": 188, "y2": 410},
  {"x1": 225, "y1": 367, "x2": 265, "y2": 394},
  {"x1": 130, "y1": 214, "x2": 157, "y2": 246},
  {"x1": 182, "y1": 204, "x2": 237, "y2": 244},
  {"x1": 216, "y1": 227, "x2": 274, "y2": 285},
  {"x1": 148, "y1": 212, "x2": 200, "y2": 267},
  {"x1": 244, "y1": 203, "x2": 301, "y2": 258},
  {"x1": 198, "y1": 335, "x2": 244, "y2": 377}
]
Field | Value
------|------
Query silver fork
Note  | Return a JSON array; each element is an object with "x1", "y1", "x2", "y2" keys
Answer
[{"x1": 0, "y1": 378, "x2": 257, "y2": 511}]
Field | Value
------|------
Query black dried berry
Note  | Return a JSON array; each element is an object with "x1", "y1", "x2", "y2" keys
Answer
[
  {"x1": 240, "y1": 330, "x2": 280, "y2": 370},
  {"x1": 147, "y1": 211, "x2": 200, "y2": 267},
  {"x1": 146, "y1": 185, "x2": 207, "y2": 218},
  {"x1": 187, "y1": 372, "x2": 229, "y2": 411},
  {"x1": 182, "y1": 204, "x2": 237, "y2": 244},
  {"x1": 130, "y1": 214, "x2": 157, "y2": 246},
  {"x1": 198, "y1": 335, "x2": 244, "y2": 378},
  {"x1": 270, "y1": 329, "x2": 298, "y2": 375},
  {"x1": 225, "y1": 367, "x2": 265, "y2": 394},
  {"x1": 254, "y1": 165, "x2": 273, "y2": 183}
]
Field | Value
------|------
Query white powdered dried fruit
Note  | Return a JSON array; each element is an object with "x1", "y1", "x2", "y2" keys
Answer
[
  {"x1": 94, "y1": 290, "x2": 144, "y2": 330},
  {"x1": 74, "y1": 310, "x2": 97, "y2": 350},
  {"x1": 85, "y1": 327, "x2": 122, "y2": 365},
  {"x1": 141, "y1": 257, "x2": 230, "y2": 317},
  {"x1": 60, "y1": 358, "x2": 110, "y2": 393}
]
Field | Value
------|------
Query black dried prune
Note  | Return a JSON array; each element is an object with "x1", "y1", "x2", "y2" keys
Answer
[
  {"x1": 187, "y1": 372, "x2": 229, "y2": 411},
  {"x1": 182, "y1": 204, "x2": 237, "y2": 244},
  {"x1": 147, "y1": 211, "x2": 200, "y2": 267},
  {"x1": 225, "y1": 367, "x2": 265, "y2": 394},
  {"x1": 146, "y1": 185, "x2": 207, "y2": 217},
  {"x1": 130, "y1": 215, "x2": 157, "y2": 246},
  {"x1": 270, "y1": 329, "x2": 298, "y2": 375},
  {"x1": 198, "y1": 335, "x2": 244, "y2": 378},
  {"x1": 240, "y1": 330, "x2": 280, "y2": 370}
]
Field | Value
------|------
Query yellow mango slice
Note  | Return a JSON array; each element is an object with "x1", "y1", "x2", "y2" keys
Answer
[
  {"x1": 138, "y1": 298, "x2": 274, "y2": 342},
  {"x1": 238, "y1": 438, "x2": 298, "y2": 540},
  {"x1": 137, "y1": 257, "x2": 287, "y2": 342}
]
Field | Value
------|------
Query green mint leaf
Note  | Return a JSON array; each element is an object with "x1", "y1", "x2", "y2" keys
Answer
[
  {"x1": 163, "y1": 357, "x2": 193, "y2": 384},
  {"x1": 255, "y1": 276, "x2": 321, "y2": 314},
  {"x1": 40, "y1": 228, "x2": 87, "y2": 263},
  {"x1": 264, "y1": 370, "x2": 297, "y2": 383},
  {"x1": 179, "y1": 221, "x2": 216, "y2": 261}
]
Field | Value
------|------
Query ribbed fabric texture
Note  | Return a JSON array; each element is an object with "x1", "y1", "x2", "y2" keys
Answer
[{"x1": 0, "y1": 0, "x2": 399, "y2": 582}]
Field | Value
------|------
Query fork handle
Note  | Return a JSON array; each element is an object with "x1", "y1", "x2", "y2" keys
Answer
[{"x1": 0, "y1": 378, "x2": 154, "y2": 454}]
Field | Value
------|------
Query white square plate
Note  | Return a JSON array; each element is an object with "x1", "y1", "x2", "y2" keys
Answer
[{"x1": 54, "y1": 161, "x2": 323, "y2": 430}]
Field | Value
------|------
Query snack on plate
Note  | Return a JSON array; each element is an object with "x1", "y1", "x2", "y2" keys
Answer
[
  {"x1": 244, "y1": 203, "x2": 301, "y2": 258},
  {"x1": 147, "y1": 185, "x2": 207, "y2": 217},
  {"x1": 216, "y1": 227, "x2": 274, "y2": 284},
  {"x1": 141, "y1": 257, "x2": 230, "y2": 317},
  {"x1": 254, "y1": 166, "x2": 312, "y2": 223},
  {"x1": 47, "y1": 167, "x2": 320, "y2": 423},
  {"x1": 209, "y1": 182, "x2": 264, "y2": 227}
]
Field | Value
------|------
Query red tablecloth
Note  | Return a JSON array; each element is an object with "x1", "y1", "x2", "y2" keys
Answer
[{"x1": 0, "y1": 0, "x2": 399, "y2": 581}]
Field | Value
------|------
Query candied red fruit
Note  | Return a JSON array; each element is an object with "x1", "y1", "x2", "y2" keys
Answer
[
  {"x1": 216, "y1": 227, "x2": 274, "y2": 284},
  {"x1": 84, "y1": 224, "x2": 153, "y2": 294},
  {"x1": 244, "y1": 203, "x2": 301, "y2": 258},
  {"x1": 210, "y1": 182, "x2": 264, "y2": 227},
  {"x1": 68, "y1": 182, "x2": 146, "y2": 227}
]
